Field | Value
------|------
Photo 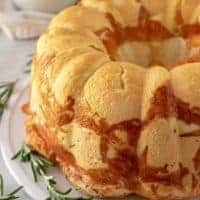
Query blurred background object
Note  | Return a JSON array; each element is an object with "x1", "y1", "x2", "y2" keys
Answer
[
  {"x1": 13, "y1": 0, "x2": 77, "y2": 13},
  {"x1": 0, "y1": 0, "x2": 77, "y2": 40}
]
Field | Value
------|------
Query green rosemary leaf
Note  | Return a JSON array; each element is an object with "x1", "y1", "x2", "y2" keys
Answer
[
  {"x1": 0, "y1": 88, "x2": 10, "y2": 100},
  {"x1": 0, "y1": 83, "x2": 13, "y2": 89},
  {"x1": 0, "y1": 83, "x2": 14, "y2": 100},
  {"x1": 0, "y1": 105, "x2": 3, "y2": 119},
  {"x1": 23, "y1": 69, "x2": 31, "y2": 74},
  {"x1": 7, "y1": 186, "x2": 23, "y2": 196},
  {"x1": 31, "y1": 161, "x2": 38, "y2": 182},
  {"x1": 0, "y1": 175, "x2": 4, "y2": 196},
  {"x1": 0, "y1": 196, "x2": 19, "y2": 200},
  {"x1": 24, "y1": 53, "x2": 33, "y2": 74},
  {"x1": 0, "y1": 82, "x2": 15, "y2": 121},
  {"x1": 0, "y1": 175, "x2": 22, "y2": 200},
  {"x1": 26, "y1": 59, "x2": 32, "y2": 67},
  {"x1": 37, "y1": 155, "x2": 54, "y2": 166},
  {"x1": 11, "y1": 149, "x2": 22, "y2": 160},
  {"x1": 57, "y1": 188, "x2": 72, "y2": 196}
]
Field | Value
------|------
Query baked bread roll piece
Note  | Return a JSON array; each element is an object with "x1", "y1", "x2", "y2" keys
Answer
[{"x1": 25, "y1": 0, "x2": 200, "y2": 199}]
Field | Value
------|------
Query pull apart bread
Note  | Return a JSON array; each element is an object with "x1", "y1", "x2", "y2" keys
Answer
[{"x1": 24, "y1": 0, "x2": 200, "y2": 199}]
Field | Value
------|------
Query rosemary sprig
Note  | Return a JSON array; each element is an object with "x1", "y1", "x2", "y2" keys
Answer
[
  {"x1": 0, "y1": 174, "x2": 23, "y2": 200},
  {"x1": 24, "y1": 54, "x2": 33, "y2": 74},
  {"x1": 0, "y1": 82, "x2": 15, "y2": 121},
  {"x1": 12, "y1": 144, "x2": 93, "y2": 200}
]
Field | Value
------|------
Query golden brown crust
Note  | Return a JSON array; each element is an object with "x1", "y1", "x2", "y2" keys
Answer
[{"x1": 25, "y1": 0, "x2": 200, "y2": 199}]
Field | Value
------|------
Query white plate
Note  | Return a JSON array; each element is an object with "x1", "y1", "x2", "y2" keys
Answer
[{"x1": 0, "y1": 76, "x2": 142, "y2": 200}]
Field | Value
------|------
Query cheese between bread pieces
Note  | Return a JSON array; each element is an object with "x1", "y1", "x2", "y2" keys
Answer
[{"x1": 25, "y1": 0, "x2": 200, "y2": 199}]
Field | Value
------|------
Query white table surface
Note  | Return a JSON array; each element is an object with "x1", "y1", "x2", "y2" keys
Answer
[{"x1": 0, "y1": 31, "x2": 36, "y2": 199}]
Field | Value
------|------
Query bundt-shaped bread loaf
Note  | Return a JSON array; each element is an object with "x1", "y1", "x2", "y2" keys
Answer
[{"x1": 25, "y1": 0, "x2": 200, "y2": 199}]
